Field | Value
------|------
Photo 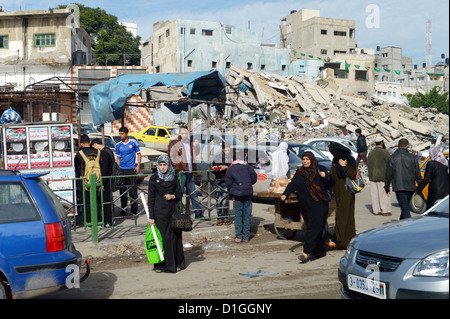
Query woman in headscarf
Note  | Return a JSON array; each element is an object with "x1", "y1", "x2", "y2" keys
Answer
[
  {"x1": 418, "y1": 147, "x2": 449, "y2": 208},
  {"x1": 148, "y1": 155, "x2": 185, "y2": 273},
  {"x1": 328, "y1": 143, "x2": 357, "y2": 250},
  {"x1": 281, "y1": 151, "x2": 335, "y2": 263},
  {"x1": 271, "y1": 142, "x2": 290, "y2": 177}
]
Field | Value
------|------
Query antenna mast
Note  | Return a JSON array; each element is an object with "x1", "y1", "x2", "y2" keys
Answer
[{"x1": 426, "y1": 20, "x2": 432, "y2": 66}]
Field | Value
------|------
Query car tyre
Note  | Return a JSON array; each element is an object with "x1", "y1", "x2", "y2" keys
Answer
[
  {"x1": 0, "y1": 280, "x2": 9, "y2": 299},
  {"x1": 410, "y1": 193, "x2": 427, "y2": 214}
]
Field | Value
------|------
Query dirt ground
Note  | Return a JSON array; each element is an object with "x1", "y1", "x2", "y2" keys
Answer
[
  {"x1": 42, "y1": 186, "x2": 401, "y2": 300},
  {"x1": 45, "y1": 227, "x2": 344, "y2": 299}
]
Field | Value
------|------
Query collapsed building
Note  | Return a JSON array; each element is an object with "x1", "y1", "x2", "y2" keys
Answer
[{"x1": 201, "y1": 65, "x2": 449, "y2": 154}]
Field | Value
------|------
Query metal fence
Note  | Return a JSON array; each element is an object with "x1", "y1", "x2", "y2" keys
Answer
[{"x1": 48, "y1": 170, "x2": 233, "y2": 243}]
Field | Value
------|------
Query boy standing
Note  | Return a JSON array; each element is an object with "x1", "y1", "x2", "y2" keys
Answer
[
  {"x1": 115, "y1": 126, "x2": 141, "y2": 218},
  {"x1": 226, "y1": 150, "x2": 257, "y2": 242}
]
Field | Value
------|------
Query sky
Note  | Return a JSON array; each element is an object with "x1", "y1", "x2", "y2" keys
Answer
[{"x1": 2, "y1": 0, "x2": 449, "y2": 65}]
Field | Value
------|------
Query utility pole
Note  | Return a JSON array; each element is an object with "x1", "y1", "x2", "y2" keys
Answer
[{"x1": 426, "y1": 20, "x2": 432, "y2": 67}]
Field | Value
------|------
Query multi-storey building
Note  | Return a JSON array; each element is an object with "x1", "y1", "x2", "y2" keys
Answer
[
  {"x1": 141, "y1": 19, "x2": 292, "y2": 77},
  {"x1": 280, "y1": 9, "x2": 356, "y2": 61},
  {"x1": 0, "y1": 7, "x2": 92, "y2": 121}
]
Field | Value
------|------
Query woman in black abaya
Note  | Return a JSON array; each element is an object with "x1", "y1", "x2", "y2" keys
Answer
[
  {"x1": 328, "y1": 143, "x2": 357, "y2": 250},
  {"x1": 281, "y1": 151, "x2": 335, "y2": 263},
  {"x1": 148, "y1": 155, "x2": 185, "y2": 273}
]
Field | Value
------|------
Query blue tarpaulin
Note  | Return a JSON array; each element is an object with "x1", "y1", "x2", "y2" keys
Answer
[{"x1": 88, "y1": 70, "x2": 226, "y2": 126}]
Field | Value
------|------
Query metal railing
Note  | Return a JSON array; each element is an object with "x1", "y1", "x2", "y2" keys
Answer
[{"x1": 47, "y1": 170, "x2": 233, "y2": 243}]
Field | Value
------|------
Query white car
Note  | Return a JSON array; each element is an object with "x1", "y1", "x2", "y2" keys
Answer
[
  {"x1": 302, "y1": 137, "x2": 368, "y2": 175},
  {"x1": 196, "y1": 144, "x2": 303, "y2": 195}
]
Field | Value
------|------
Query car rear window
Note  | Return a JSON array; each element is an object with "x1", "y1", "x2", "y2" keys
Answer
[
  {"x1": 0, "y1": 182, "x2": 41, "y2": 223},
  {"x1": 37, "y1": 180, "x2": 67, "y2": 220}
]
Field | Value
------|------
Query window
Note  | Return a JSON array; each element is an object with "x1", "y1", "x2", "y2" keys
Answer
[
  {"x1": 333, "y1": 31, "x2": 346, "y2": 36},
  {"x1": 117, "y1": 69, "x2": 147, "y2": 76},
  {"x1": 382, "y1": 53, "x2": 388, "y2": 58},
  {"x1": 355, "y1": 70, "x2": 368, "y2": 81},
  {"x1": 247, "y1": 62, "x2": 253, "y2": 70},
  {"x1": 166, "y1": 29, "x2": 170, "y2": 37},
  {"x1": 281, "y1": 65, "x2": 287, "y2": 71},
  {"x1": 0, "y1": 35, "x2": 9, "y2": 49},
  {"x1": 212, "y1": 61, "x2": 217, "y2": 68},
  {"x1": 260, "y1": 64, "x2": 266, "y2": 70},
  {"x1": 34, "y1": 34, "x2": 55, "y2": 47},
  {"x1": 320, "y1": 49, "x2": 327, "y2": 55},
  {"x1": 78, "y1": 69, "x2": 111, "y2": 90},
  {"x1": 0, "y1": 183, "x2": 40, "y2": 223},
  {"x1": 38, "y1": 180, "x2": 66, "y2": 220},
  {"x1": 334, "y1": 69, "x2": 348, "y2": 79},
  {"x1": 187, "y1": 60, "x2": 192, "y2": 67},
  {"x1": 225, "y1": 61, "x2": 231, "y2": 69},
  {"x1": 321, "y1": 29, "x2": 327, "y2": 35},
  {"x1": 157, "y1": 129, "x2": 168, "y2": 138},
  {"x1": 334, "y1": 50, "x2": 346, "y2": 55},
  {"x1": 180, "y1": 27, "x2": 185, "y2": 34},
  {"x1": 145, "y1": 128, "x2": 157, "y2": 136},
  {"x1": 190, "y1": 28, "x2": 196, "y2": 35},
  {"x1": 202, "y1": 29, "x2": 214, "y2": 36}
]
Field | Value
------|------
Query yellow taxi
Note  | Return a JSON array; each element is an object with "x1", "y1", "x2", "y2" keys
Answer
[
  {"x1": 129, "y1": 126, "x2": 175, "y2": 151},
  {"x1": 419, "y1": 151, "x2": 449, "y2": 200}
]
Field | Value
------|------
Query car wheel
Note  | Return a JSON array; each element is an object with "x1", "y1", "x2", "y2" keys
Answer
[
  {"x1": 0, "y1": 280, "x2": 9, "y2": 299},
  {"x1": 358, "y1": 163, "x2": 368, "y2": 176},
  {"x1": 274, "y1": 226, "x2": 297, "y2": 240},
  {"x1": 410, "y1": 193, "x2": 427, "y2": 214}
]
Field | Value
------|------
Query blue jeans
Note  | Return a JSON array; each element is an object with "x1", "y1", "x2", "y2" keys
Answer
[
  {"x1": 233, "y1": 196, "x2": 252, "y2": 241},
  {"x1": 215, "y1": 180, "x2": 229, "y2": 220},
  {"x1": 395, "y1": 191, "x2": 413, "y2": 220},
  {"x1": 180, "y1": 172, "x2": 204, "y2": 218}
]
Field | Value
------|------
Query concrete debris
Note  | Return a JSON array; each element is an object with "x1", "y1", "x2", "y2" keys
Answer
[{"x1": 217, "y1": 67, "x2": 449, "y2": 153}]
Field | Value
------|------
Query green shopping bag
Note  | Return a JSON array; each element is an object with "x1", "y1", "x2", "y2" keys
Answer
[{"x1": 145, "y1": 224, "x2": 165, "y2": 264}]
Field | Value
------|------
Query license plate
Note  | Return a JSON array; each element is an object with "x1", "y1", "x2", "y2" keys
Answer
[{"x1": 347, "y1": 274, "x2": 387, "y2": 299}]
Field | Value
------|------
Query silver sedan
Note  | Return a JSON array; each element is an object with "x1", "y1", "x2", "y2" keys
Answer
[{"x1": 338, "y1": 196, "x2": 449, "y2": 299}]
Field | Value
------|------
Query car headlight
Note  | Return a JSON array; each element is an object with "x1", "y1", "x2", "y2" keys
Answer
[
  {"x1": 413, "y1": 250, "x2": 449, "y2": 277},
  {"x1": 345, "y1": 236, "x2": 358, "y2": 259}
]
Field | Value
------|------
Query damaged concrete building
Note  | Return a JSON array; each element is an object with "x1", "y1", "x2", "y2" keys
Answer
[{"x1": 0, "y1": 7, "x2": 92, "y2": 121}]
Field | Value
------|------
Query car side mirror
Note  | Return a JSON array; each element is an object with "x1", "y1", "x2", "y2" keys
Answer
[{"x1": 165, "y1": 135, "x2": 169, "y2": 138}]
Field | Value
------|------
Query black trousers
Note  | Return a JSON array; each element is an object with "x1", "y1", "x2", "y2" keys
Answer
[{"x1": 119, "y1": 168, "x2": 138, "y2": 215}]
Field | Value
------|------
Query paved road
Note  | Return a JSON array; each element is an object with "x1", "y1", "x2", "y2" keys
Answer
[{"x1": 42, "y1": 183, "x2": 404, "y2": 301}]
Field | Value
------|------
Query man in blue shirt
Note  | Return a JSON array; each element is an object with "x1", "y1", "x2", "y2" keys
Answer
[{"x1": 115, "y1": 126, "x2": 141, "y2": 218}]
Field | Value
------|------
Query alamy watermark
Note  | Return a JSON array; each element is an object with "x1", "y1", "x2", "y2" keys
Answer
[
  {"x1": 365, "y1": 4, "x2": 380, "y2": 29},
  {"x1": 65, "y1": 4, "x2": 80, "y2": 29},
  {"x1": 65, "y1": 264, "x2": 80, "y2": 289}
]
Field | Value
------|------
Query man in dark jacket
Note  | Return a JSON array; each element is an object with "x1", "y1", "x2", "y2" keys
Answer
[
  {"x1": 74, "y1": 134, "x2": 103, "y2": 225},
  {"x1": 91, "y1": 138, "x2": 115, "y2": 227},
  {"x1": 355, "y1": 128, "x2": 368, "y2": 170},
  {"x1": 384, "y1": 138, "x2": 422, "y2": 219},
  {"x1": 367, "y1": 136, "x2": 391, "y2": 216},
  {"x1": 226, "y1": 150, "x2": 257, "y2": 242}
]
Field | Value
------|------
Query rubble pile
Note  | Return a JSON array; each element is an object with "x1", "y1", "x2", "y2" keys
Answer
[{"x1": 218, "y1": 66, "x2": 449, "y2": 151}]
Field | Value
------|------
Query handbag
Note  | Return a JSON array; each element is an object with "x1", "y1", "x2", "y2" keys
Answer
[
  {"x1": 170, "y1": 204, "x2": 193, "y2": 232},
  {"x1": 346, "y1": 174, "x2": 366, "y2": 194}
]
